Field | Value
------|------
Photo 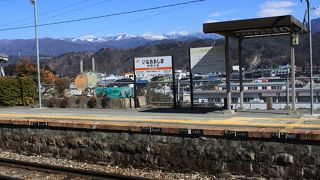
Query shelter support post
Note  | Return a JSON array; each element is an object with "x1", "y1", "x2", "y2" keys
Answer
[
  {"x1": 224, "y1": 36, "x2": 234, "y2": 114},
  {"x1": 172, "y1": 58, "x2": 177, "y2": 109},
  {"x1": 238, "y1": 38, "x2": 244, "y2": 111},
  {"x1": 290, "y1": 35, "x2": 297, "y2": 114}
]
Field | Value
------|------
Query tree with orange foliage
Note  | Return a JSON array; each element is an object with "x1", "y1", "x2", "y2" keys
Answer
[
  {"x1": 41, "y1": 66, "x2": 58, "y2": 85},
  {"x1": 14, "y1": 57, "x2": 58, "y2": 95},
  {"x1": 15, "y1": 57, "x2": 37, "y2": 77}
]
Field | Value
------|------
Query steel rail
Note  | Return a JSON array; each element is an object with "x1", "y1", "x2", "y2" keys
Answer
[
  {"x1": 0, "y1": 174, "x2": 20, "y2": 180},
  {"x1": 0, "y1": 158, "x2": 148, "y2": 180}
]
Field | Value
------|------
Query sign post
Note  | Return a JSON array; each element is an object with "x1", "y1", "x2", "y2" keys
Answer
[
  {"x1": 188, "y1": 49, "x2": 194, "y2": 110},
  {"x1": 133, "y1": 58, "x2": 138, "y2": 108}
]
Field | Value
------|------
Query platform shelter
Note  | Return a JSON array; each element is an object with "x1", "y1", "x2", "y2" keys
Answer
[{"x1": 203, "y1": 15, "x2": 307, "y2": 113}]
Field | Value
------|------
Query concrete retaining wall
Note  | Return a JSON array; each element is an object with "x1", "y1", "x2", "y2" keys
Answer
[
  {"x1": 0, "y1": 126, "x2": 319, "y2": 178},
  {"x1": 42, "y1": 96, "x2": 146, "y2": 109}
]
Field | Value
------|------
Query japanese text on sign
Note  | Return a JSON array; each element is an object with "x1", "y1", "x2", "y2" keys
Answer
[{"x1": 134, "y1": 56, "x2": 172, "y2": 76}]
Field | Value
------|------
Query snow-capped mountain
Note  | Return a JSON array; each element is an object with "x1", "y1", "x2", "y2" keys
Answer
[
  {"x1": 68, "y1": 34, "x2": 140, "y2": 43},
  {"x1": 66, "y1": 32, "x2": 220, "y2": 43}
]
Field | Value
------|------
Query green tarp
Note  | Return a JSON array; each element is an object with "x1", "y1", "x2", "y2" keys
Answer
[{"x1": 96, "y1": 87, "x2": 133, "y2": 98}]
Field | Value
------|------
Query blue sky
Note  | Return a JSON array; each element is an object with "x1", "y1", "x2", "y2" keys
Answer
[{"x1": 0, "y1": 0, "x2": 319, "y2": 39}]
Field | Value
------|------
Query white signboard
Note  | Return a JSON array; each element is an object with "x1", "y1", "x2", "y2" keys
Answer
[
  {"x1": 134, "y1": 56, "x2": 172, "y2": 77},
  {"x1": 87, "y1": 72, "x2": 98, "y2": 88},
  {"x1": 190, "y1": 46, "x2": 225, "y2": 74}
]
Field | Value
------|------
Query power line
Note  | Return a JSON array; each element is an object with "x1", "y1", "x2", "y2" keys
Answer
[
  {"x1": 0, "y1": 0, "x2": 95, "y2": 28},
  {"x1": 20, "y1": 0, "x2": 112, "y2": 27},
  {"x1": 38, "y1": 0, "x2": 95, "y2": 16},
  {"x1": 0, "y1": 0, "x2": 206, "y2": 32},
  {"x1": 86, "y1": 5, "x2": 188, "y2": 37}
]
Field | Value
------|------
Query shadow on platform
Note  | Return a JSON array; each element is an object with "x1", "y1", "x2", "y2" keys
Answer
[
  {"x1": 236, "y1": 109, "x2": 291, "y2": 115},
  {"x1": 139, "y1": 107, "x2": 298, "y2": 116},
  {"x1": 139, "y1": 107, "x2": 224, "y2": 114}
]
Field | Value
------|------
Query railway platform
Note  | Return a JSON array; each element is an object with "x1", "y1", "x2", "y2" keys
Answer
[{"x1": 0, "y1": 107, "x2": 320, "y2": 141}]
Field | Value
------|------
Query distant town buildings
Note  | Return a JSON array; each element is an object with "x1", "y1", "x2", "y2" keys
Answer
[{"x1": 65, "y1": 63, "x2": 320, "y2": 110}]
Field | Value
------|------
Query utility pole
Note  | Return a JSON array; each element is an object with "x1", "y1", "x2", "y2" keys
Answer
[
  {"x1": 30, "y1": 0, "x2": 42, "y2": 108},
  {"x1": 306, "y1": 0, "x2": 314, "y2": 115},
  {"x1": 302, "y1": 0, "x2": 314, "y2": 115},
  {"x1": 310, "y1": 5, "x2": 319, "y2": 112}
]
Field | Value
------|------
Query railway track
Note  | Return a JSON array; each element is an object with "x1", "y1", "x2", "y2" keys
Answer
[
  {"x1": 0, "y1": 174, "x2": 18, "y2": 180},
  {"x1": 0, "y1": 158, "x2": 147, "y2": 180}
]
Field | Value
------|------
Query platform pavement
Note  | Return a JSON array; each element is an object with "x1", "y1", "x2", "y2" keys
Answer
[{"x1": 0, "y1": 107, "x2": 319, "y2": 129}]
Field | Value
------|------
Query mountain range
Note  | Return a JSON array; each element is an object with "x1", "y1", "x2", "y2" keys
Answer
[{"x1": 0, "y1": 32, "x2": 219, "y2": 57}]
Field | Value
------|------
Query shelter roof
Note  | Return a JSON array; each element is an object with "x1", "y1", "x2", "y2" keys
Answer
[{"x1": 203, "y1": 15, "x2": 307, "y2": 39}]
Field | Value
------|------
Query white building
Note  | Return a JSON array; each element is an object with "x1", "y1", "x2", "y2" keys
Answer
[{"x1": 69, "y1": 82, "x2": 82, "y2": 96}]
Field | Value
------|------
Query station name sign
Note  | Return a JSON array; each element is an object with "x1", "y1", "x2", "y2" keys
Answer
[{"x1": 134, "y1": 56, "x2": 172, "y2": 76}]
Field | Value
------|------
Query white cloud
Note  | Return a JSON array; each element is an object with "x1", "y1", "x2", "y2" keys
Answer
[
  {"x1": 258, "y1": 8, "x2": 294, "y2": 17},
  {"x1": 314, "y1": 8, "x2": 320, "y2": 17},
  {"x1": 205, "y1": 10, "x2": 237, "y2": 23},
  {"x1": 205, "y1": 19, "x2": 220, "y2": 23},
  {"x1": 257, "y1": 1, "x2": 297, "y2": 17},
  {"x1": 261, "y1": 1, "x2": 296, "y2": 9},
  {"x1": 209, "y1": 10, "x2": 236, "y2": 17}
]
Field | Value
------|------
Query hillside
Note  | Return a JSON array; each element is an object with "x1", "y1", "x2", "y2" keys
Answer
[
  {"x1": 0, "y1": 38, "x2": 98, "y2": 57},
  {"x1": 0, "y1": 33, "x2": 218, "y2": 56},
  {"x1": 42, "y1": 32, "x2": 320, "y2": 78},
  {"x1": 44, "y1": 39, "x2": 217, "y2": 77}
]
